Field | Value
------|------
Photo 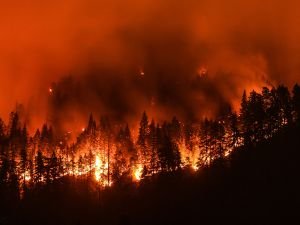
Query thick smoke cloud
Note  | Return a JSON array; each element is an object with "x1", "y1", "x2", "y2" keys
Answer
[{"x1": 0, "y1": 0, "x2": 299, "y2": 134}]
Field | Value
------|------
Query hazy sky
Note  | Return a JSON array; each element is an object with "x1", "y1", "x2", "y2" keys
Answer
[{"x1": 0, "y1": 0, "x2": 299, "y2": 133}]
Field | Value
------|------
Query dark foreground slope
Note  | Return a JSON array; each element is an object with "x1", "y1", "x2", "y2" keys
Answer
[{"x1": 2, "y1": 125, "x2": 300, "y2": 225}]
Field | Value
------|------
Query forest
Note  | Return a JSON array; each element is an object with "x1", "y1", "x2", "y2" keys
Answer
[{"x1": 1, "y1": 84, "x2": 300, "y2": 225}]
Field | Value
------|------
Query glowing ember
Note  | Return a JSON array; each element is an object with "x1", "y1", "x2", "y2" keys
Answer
[
  {"x1": 198, "y1": 66, "x2": 208, "y2": 77},
  {"x1": 139, "y1": 68, "x2": 145, "y2": 76}
]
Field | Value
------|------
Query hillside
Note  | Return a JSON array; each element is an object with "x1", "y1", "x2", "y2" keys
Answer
[{"x1": 2, "y1": 125, "x2": 299, "y2": 225}]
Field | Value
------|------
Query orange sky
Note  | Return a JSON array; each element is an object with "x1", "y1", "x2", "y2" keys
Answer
[{"x1": 0, "y1": 0, "x2": 299, "y2": 133}]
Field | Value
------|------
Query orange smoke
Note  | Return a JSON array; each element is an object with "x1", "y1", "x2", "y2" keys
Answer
[{"x1": 0, "y1": 0, "x2": 299, "y2": 133}]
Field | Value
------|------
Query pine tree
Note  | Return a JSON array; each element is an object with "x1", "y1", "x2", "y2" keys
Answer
[
  {"x1": 262, "y1": 87, "x2": 277, "y2": 136},
  {"x1": 227, "y1": 112, "x2": 241, "y2": 149},
  {"x1": 78, "y1": 155, "x2": 84, "y2": 176},
  {"x1": 169, "y1": 117, "x2": 182, "y2": 143},
  {"x1": 19, "y1": 125, "x2": 28, "y2": 187},
  {"x1": 88, "y1": 148, "x2": 94, "y2": 177},
  {"x1": 148, "y1": 120, "x2": 158, "y2": 174},
  {"x1": 100, "y1": 116, "x2": 112, "y2": 185},
  {"x1": 213, "y1": 120, "x2": 226, "y2": 160},
  {"x1": 0, "y1": 119, "x2": 8, "y2": 186},
  {"x1": 123, "y1": 124, "x2": 137, "y2": 167},
  {"x1": 239, "y1": 90, "x2": 251, "y2": 145},
  {"x1": 112, "y1": 148, "x2": 127, "y2": 183},
  {"x1": 40, "y1": 124, "x2": 54, "y2": 156},
  {"x1": 0, "y1": 157, "x2": 9, "y2": 186},
  {"x1": 0, "y1": 118, "x2": 5, "y2": 145},
  {"x1": 8, "y1": 111, "x2": 21, "y2": 162},
  {"x1": 292, "y1": 84, "x2": 300, "y2": 124},
  {"x1": 157, "y1": 125, "x2": 181, "y2": 172},
  {"x1": 34, "y1": 150, "x2": 45, "y2": 184},
  {"x1": 276, "y1": 85, "x2": 292, "y2": 126},
  {"x1": 247, "y1": 91, "x2": 265, "y2": 143},
  {"x1": 8, "y1": 157, "x2": 19, "y2": 201},
  {"x1": 137, "y1": 112, "x2": 150, "y2": 168},
  {"x1": 198, "y1": 119, "x2": 211, "y2": 166},
  {"x1": 49, "y1": 151, "x2": 59, "y2": 182}
]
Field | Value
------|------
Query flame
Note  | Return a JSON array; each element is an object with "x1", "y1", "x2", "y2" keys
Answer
[
  {"x1": 95, "y1": 155, "x2": 101, "y2": 181},
  {"x1": 179, "y1": 142, "x2": 200, "y2": 170},
  {"x1": 94, "y1": 155, "x2": 111, "y2": 186},
  {"x1": 133, "y1": 165, "x2": 143, "y2": 181},
  {"x1": 14, "y1": 117, "x2": 242, "y2": 189},
  {"x1": 192, "y1": 164, "x2": 198, "y2": 171},
  {"x1": 24, "y1": 171, "x2": 31, "y2": 182}
]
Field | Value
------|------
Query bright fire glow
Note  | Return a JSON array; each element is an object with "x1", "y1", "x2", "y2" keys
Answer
[
  {"x1": 192, "y1": 164, "x2": 198, "y2": 171},
  {"x1": 94, "y1": 155, "x2": 111, "y2": 186},
  {"x1": 133, "y1": 165, "x2": 143, "y2": 181},
  {"x1": 12, "y1": 116, "x2": 243, "y2": 189},
  {"x1": 95, "y1": 155, "x2": 101, "y2": 181},
  {"x1": 24, "y1": 171, "x2": 31, "y2": 181}
]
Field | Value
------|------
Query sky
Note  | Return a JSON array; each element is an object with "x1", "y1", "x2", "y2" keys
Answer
[{"x1": 0, "y1": 0, "x2": 299, "y2": 134}]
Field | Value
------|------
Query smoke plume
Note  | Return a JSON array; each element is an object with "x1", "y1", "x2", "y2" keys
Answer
[{"x1": 0, "y1": 0, "x2": 299, "y2": 134}]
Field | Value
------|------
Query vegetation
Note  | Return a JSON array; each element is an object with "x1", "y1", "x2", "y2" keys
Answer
[{"x1": 0, "y1": 84, "x2": 300, "y2": 224}]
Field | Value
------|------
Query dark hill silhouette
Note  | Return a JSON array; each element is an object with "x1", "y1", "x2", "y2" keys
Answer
[{"x1": 2, "y1": 124, "x2": 299, "y2": 225}]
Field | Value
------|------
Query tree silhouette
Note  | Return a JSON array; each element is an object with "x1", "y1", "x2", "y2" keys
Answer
[
  {"x1": 1, "y1": 82, "x2": 300, "y2": 216},
  {"x1": 137, "y1": 112, "x2": 150, "y2": 173},
  {"x1": 157, "y1": 124, "x2": 181, "y2": 172},
  {"x1": 292, "y1": 84, "x2": 300, "y2": 124},
  {"x1": 112, "y1": 148, "x2": 127, "y2": 183},
  {"x1": 198, "y1": 119, "x2": 212, "y2": 166},
  {"x1": 227, "y1": 111, "x2": 241, "y2": 149},
  {"x1": 148, "y1": 120, "x2": 158, "y2": 175},
  {"x1": 49, "y1": 151, "x2": 60, "y2": 182},
  {"x1": 248, "y1": 90, "x2": 265, "y2": 143},
  {"x1": 8, "y1": 157, "x2": 19, "y2": 201},
  {"x1": 0, "y1": 156, "x2": 9, "y2": 186},
  {"x1": 262, "y1": 87, "x2": 278, "y2": 136},
  {"x1": 19, "y1": 125, "x2": 28, "y2": 190},
  {"x1": 123, "y1": 124, "x2": 137, "y2": 169},
  {"x1": 34, "y1": 150, "x2": 45, "y2": 184},
  {"x1": 276, "y1": 85, "x2": 292, "y2": 126}
]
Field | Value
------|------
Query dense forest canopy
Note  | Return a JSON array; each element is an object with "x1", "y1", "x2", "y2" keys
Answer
[{"x1": 1, "y1": 83, "x2": 300, "y2": 202}]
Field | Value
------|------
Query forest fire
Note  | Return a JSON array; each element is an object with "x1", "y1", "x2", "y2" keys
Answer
[
  {"x1": 0, "y1": 1, "x2": 299, "y2": 224},
  {"x1": 1, "y1": 82, "x2": 299, "y2": 196},
  {"x1": 94, "y1": 155, "x2": 110, "y2": 185}
]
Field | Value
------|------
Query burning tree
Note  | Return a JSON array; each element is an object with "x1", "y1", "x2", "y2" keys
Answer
[{"x1": 0, "y1": 84, "x2": 299, "y2": 198}]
